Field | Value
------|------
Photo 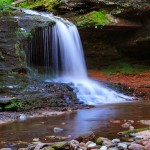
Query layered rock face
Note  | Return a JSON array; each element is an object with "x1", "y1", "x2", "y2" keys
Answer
[
  {"x1": 79, "y1": 18, "x2": 150, "y2": 69},
  {"x1": 0, "y1": 9, "x2": 54, "y2": 74},
  {"x1": 60, "y1": 0, "x2": 150, "y2": 69}
]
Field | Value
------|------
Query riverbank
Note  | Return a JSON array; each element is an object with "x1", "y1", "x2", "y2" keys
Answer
[
  {"x1": 0, "y1": 109, "x2": 68, "y2": 125},
  {"x1": 1, "y1": 71, "x2": 150, "y2": 125},
  {"x1": 89, "y1": 71, "x2": 150, "y2": 101}
]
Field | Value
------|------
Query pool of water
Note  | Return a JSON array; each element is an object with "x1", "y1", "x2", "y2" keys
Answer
[{"x1": 0, "y1": 102, "x2": 150, "y2": 148}]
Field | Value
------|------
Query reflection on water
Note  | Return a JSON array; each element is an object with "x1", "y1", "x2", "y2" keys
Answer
[{"x1": 0, "y1": 102, "x2": 150, "y2": 147}]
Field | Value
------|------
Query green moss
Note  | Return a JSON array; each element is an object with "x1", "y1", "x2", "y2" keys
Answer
[
  {"x1": 41, "y1": 147, "x2": 54, "y2": 150},
  {"x1": 101, "y1": 62, "x2": 150, "y2": 75},
  {"x1": 75, "y1": 10, "x2": 110, "y2": 27},
  {"x1": 96, "y1": 137, "x2": 103, "y2": 145},
  {"x1": 19, "y1": 0, "x2": 62, "y2": 11},
  {"x1": 120, "y1": 127, "x2": 150, "y2": 135},
  {"x1": 51, "y1": 142, "x2": 67, "y2": 150}
]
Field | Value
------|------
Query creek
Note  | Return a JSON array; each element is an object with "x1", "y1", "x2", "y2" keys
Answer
[{"x1": 0, "y1": 102, "x2": 150, "y2": 148}]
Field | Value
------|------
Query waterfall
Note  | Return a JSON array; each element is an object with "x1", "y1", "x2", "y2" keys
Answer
[{"x1": 25, "y1": 10, "x2": 131, "y2": 105}]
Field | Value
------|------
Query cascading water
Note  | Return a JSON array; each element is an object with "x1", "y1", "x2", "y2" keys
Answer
[{"x1": 25, "y1": 10, "x2": 131, "y2": 105}]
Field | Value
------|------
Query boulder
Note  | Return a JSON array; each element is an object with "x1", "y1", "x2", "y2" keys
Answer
[{"x1": 75, "y1": 131, "x2": 95, "y2": 143}]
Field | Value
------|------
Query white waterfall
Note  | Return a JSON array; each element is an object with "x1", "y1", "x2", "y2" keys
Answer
[{"x1": 24, "y1": 10, "x2": 132, "y2": 105}]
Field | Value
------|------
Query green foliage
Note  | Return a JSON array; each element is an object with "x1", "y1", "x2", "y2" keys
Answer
[
  {"x1": 101, "y1": 62, "x2": 150, "y2": 75},
  {"x1": 19, "y1": 0, "x2": 63, "y2": 11},
  {"x1": 75, "y1": 10, "x2": 110, "y2": 27},
  {"x1": 0, "y1": 0, "x2": 12, "y2": 11},
  {"x1": 5, "y1": 100, "x2": 23, "y2": 111}
]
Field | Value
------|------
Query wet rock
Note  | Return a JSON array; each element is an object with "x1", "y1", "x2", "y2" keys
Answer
[
  {"x1": 135, "y1": 130, "x2": 150, "y2": 140},
  {"x1": 46, "y1": 135, "x2": 71, "y2": 140},
  {"x1": 103, "y1": 139, "x2": 115, "y2": 148},
  {"x1": 96, "y1": 137, "x2": 103, "y2": 145},
  {"x1": 86, "y1": 141, "x2": 96, "y2": 148},
  {"x1": 128, "y1": 120, "x2": 134, "y2": 124},
  {"x1": 134, "y1": 136, "x2": 143, "y2": 140},
  {"x1": 18, "y1": 114, "x2": 27, "y2": 121},
  {"x1": 100, "y1": 146, "x2": 107, "y2": 150},
  {"x1": 117, "y1": 143, "x2": 128, "y2": 150},
  {"x1": 139, "y1": 120, "x2": 150, "y2": 126},
  {"x1": 33, "y1": 138, "x2": 39, "y2": 142},
  {"x1": 108, "y1": 147, "x2": 119, "y2": 150},
  {"x1": 53, "y1": 127, "x2": 64, "y2": 133},
  {"x1": 109, "y1": 120, "x2": 121, "y2": 124},
  {"x1": 75, "y1": 131, "x2": 95, "y2": 143},
  {"x1": 52, "y1": 141, "x2": 68, "y2": 150},
  {"x1": 112, "y1": 139, "x2": 120, "y2": 144},
  {"x1": 129, "y1": 126, "x2": 134, "y2": 131},
  {"x1": 121, "y1": 122, "x2": 131, "y2": 128},
  {"x1": 130, "y1": 133, "x2": 136, "y2": 137},
  {"x1": 70, "y1": 140, "x2": 80, "y2": 150},
  {"x1": 145, "y1": 142, "x2": 150, "y2": 150},
  {"x1": 79, "y1": 142, "x2": 87, "y2": 150},
  {"x1": 128, "y1": 143, "x2": 144, "y2": 150}
]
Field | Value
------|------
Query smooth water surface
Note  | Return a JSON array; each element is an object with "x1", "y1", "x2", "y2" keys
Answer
[{"x1": 0, "y1": 102, "x2": 150, "y2": 147}]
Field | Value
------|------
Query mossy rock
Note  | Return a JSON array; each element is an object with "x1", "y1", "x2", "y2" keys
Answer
[
  {"x1": 19, "y1": 0, "x2": 62, "y2": 11},
  {"x1": 41, "y1": 147, "x2": 54, "y2": 150},
  {"x1": 96, "y1": 137, "x2": 103, "y2": 145},
  {"x1": 119, "y1": 127, "x2": 150, "y2": 135},
  {"x1": 51, "y1": 142, "x2": 67, "y2": 150},
  {"x1": 75, "y1": 10, "x2": 110, "y2": 28}
]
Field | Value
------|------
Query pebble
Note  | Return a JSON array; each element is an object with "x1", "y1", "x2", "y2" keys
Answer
[
  {"x1": 18, "y1": 114, "x2": 26, "y2": 121},
  {"x1": 117, "y1": 143, "x2": 128, "y2": 149},
  {"x1": 129, "y1": 133, "x2": 136, "y2": 137},
  {"x1": 87, "y1": 143, "x2": 96, "y2": 148},
  {"x1": 100, "y1": 146, "x2": 107, "y2": 150},
  {"x1": 53, "y1": 127, "x2": 64, "y2": 133},
  {"x1": 32, "y1": 138, "x2": 39, "y2": 142},
  {"x1": 79, "y1": 142, "x2": 87, "y2": 149},
  {"x1": 121, "y1": 122, "x2": 131, "y2": 128},
  {"x1": 128, "y1": 120, "x2": 134, "y2": 124},
  {"x1": 134, "y1": 136, "x2": 143, "y2": 140},
  {"x1": 128, "y1": 143, "x2": 144, "y2": 150},
  {"x1": 103, "y1": 140, "x2": 115, "y2": 147},
  {"x1": 70, "y1": 140, "x2": 80, "y2": 150},
  {"x1": 129, "y1": 126, "x2": 134, "y2": 130},
  {"x1": 86, "y1": 141, "x2": 96, "y2": 147},
  {"x1": 108, "y1": 147, "x2": 119, "y2": 150},
  {"x1": 112, "y1": 139, "x2": 120, "y2": 143}
]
